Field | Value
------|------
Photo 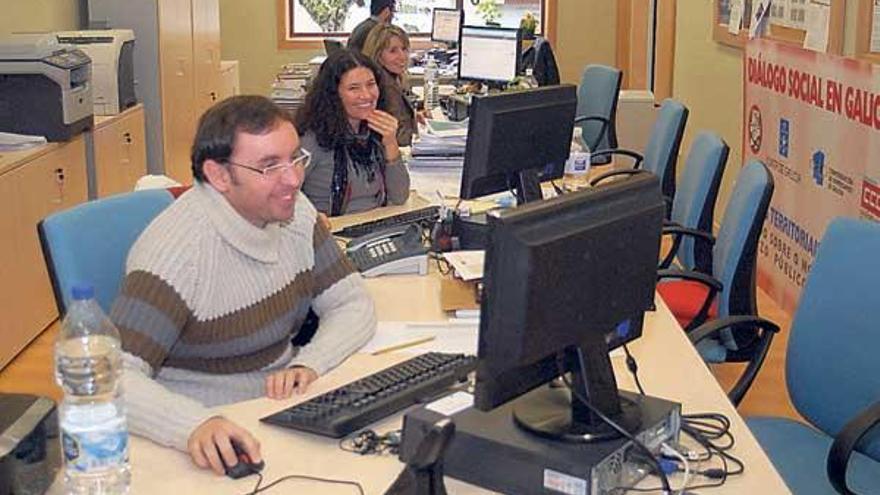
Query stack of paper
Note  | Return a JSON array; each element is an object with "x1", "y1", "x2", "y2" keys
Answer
[
  {"x1": 270, "y1": 63, "x2": 311, "y2": 116},
  {"x1": 410, "y1": 132, "x2": 466, "y2": 170},
  {"x1": 361, "y1": 320, "x2": 479, "y2": 355},
  {"x1": 0, "y1": 132, "x2": 47, "y2": 151}
]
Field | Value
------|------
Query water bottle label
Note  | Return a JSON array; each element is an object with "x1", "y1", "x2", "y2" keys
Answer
[
  {"x1": 61, "y1": 405, "x2": 129, "y2": 473},
  {"x1": 565, "y1": 151, "x2": 591, "y2": 175}
]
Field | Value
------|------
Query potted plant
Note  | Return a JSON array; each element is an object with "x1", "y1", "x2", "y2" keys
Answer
[
  {"x1": 520, "y1": 11, "x2": 538, "y2": 39},
  {"x1": 475, "y1": 0, "x2": 501, "y2": 26}
]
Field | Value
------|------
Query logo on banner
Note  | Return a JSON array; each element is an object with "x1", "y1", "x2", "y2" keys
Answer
[
  {"x1": 861, "y1": 180, "x2": 880, "y2": 219},
  {"x1": 748, "y1": 105, "x2": 763, "y2": 153},
  {"x1": 779, "y1": 119, "x2": 790, "y2": 158},
  {"x1": 811, "y1": 151, "x2": 825, "y2": 186}
]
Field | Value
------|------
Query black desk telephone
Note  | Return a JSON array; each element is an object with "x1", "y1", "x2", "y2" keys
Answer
[{"x1": 346, "y1": 223, "x2": 429, "y2": 277}]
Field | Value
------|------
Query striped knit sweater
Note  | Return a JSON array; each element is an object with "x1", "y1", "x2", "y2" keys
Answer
[{"x1": 109, "y1": 183, "x2": 376, "y2": 451}]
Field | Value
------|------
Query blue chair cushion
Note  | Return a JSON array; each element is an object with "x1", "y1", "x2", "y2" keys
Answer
[
  {"x1": 695, "y1": 337, "x2": 727, "y2": 364},
  {"x1": 748, "y1": 416, "x2": 880, "y2": 495}
]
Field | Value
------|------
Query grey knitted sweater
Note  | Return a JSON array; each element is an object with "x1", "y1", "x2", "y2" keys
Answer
[{"x1": 110, "y1": 183, "x2": 376, "y2": 451}]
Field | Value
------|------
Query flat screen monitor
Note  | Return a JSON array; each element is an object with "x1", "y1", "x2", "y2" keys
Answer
[
  {"x1": 474, "y1": 173, "x2": 665, "y2": 442},
  {"x1": 431, "y1": 8, "x2": 463, "y2": 44},
  {"x1": 458, "y1": 26, "x2": 521, "y2": 83},
  {"x1": 459, "y1": 84, "x2": 576, "y2": 204}
]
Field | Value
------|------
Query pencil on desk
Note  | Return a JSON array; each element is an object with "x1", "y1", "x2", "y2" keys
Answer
[{"x1": 371, "y1": 336, "x2": 436, "y2": 355}]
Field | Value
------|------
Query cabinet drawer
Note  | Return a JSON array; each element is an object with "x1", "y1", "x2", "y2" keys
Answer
[{"x1": 0, "y1": 137, "x2": 88, "y2": 369}]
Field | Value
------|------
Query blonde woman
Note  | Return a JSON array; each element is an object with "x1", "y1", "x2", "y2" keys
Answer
[{"x1": 362, "y1": 24, "x2": 419, "y2": 146}]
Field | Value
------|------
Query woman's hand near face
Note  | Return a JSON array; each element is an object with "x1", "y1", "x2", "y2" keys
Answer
[{"x1": 366, "y1": 109, "x2": 401, "y2": 161}]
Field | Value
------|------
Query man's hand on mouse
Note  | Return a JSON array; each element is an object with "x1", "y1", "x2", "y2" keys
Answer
[
  {"x1": 188, "y1": 417, "x2": 261, "y2": 476},
  {"x1": 265, "y1": 365, "x2": 318, "y2": 399}
]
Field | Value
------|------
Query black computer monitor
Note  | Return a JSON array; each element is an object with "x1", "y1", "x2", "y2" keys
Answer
[
  {"x1": 458, "y1": 26, "x2": 521, "y2": 84},
  {"x1": 459, "y1": 84, "x2": 576, "y2": 204},
  {"x1": 474, "y1": 173, "x2": 665, "y2": 442},
  {"x1": 431, "y1": 8, "x2": 463, "y2": 45}
]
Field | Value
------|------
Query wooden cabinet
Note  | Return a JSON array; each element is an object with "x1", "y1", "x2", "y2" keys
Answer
[
  {"x1": 219, "y1": 60, "x2": 240, "y2": 101},
  {"x1": 88, "y1": 0, "x2": 221, "y2": 185},
  {"x1": 93, "y1": 104, "x2": 147, "y2": 197},
  {"x1": 0, "y1": 137, "x2": 88, "y2": 369},
  {"x1": 192, "y1": 0, "x2": 222, "y2": 115}
]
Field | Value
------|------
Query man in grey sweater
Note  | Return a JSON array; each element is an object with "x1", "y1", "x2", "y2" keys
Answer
[{"x1": 109, "y1": 95, "x2": 376, "y2": 475}]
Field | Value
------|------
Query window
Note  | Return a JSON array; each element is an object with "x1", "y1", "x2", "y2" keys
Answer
[{"x1": 281, "y1": 0, "x2": 547, "y2": 42}]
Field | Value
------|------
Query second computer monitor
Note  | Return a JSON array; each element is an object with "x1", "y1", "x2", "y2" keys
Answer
[
  {"x1": 432, "y1": 8, "x2": 463, "y2": 44},
  {"x1": 459, "y1": 84, "x2": 577, "y2": 204},
  {"x1": 458, "y1": 26, "x2": 522, "y2": 84}
]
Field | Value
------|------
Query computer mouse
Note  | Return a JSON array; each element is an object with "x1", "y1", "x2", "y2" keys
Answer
[{"x1": 223, "y1": 440, "x2": 265, "y2": 479}]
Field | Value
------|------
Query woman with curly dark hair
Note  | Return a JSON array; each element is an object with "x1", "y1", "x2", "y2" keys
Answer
[{"x1": 296, "y1": 49, "x2": 410, "y2": 216}]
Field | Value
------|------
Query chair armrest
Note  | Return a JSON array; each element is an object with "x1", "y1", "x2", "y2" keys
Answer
[
  {"x1": 657, "y1": 269, "x2": 723, "y2": 331},
  {"x1": 657, "y1": 268, "x2": 722, "y2": 290},
  {"x1": 658, "y1": 226, "x2": 716, "y2": 269},
  {"x1": 590, "y1": 168, "x2": 648, "y2": 188},
  {"x1": 662, "y1": 225, "x2": 716, "y2": 244},
  {"x1": 590, "y1": 148, "x2": 644, "y2": 168},
  {"x1": 573, "y1": 115, "x2": 610, "y2": 151},
  {"x1": 688, "y1": 315, "x2": 780, "y2": 405},
  {"x1": 827, "y1": 401, "x2": 880, "y2": 495}
]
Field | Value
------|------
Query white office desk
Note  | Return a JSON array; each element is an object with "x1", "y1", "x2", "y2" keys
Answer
[{"x1": 75, "y1": 270, "x2": 789, "y2": 494}]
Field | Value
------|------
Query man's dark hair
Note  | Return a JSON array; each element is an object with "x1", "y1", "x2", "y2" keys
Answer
[
  {"x1": 294, "y1": 49, "x2": 388, "y2": 150},
  {"x1": 371, "y1": 0, "x2": 394, "y2": 16},
  {"x1": 190, "y1": 95, "x2": 294, "y2": 182}
]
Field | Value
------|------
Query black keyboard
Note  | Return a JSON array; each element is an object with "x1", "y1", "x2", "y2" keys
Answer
[
  {"x1": 333, "y1": 206, "x2": 440, "y2": 238},
  {"x1": 260, "y1": 352, "x2": 476, "y2": 438}
]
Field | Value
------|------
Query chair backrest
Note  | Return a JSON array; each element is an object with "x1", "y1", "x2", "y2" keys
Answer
[
  {"x1": 522, "y1": 36, "x2": 560, "y2": 86},
  {"x1": 786, "y1": 217, "x2": 880, "y2": 460},
  {"x1": 641, "y1": 99, "x2": 689, "y2": 203},
  {"x1": 712, "y1": 160, "x2": 774, "y2": 350},
  {"x1": 576, "y1": 64, "x2": 622, "y2": 152},
  {"x1": 670, "y1": 131, "x2": 729, "y2": 272},
  {"x1": 38, "y1": 189, "x2": 174, "y2": 315}
]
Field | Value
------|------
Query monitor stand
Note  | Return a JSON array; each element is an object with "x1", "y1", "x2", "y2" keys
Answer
[{"x1": 513, "y1": 343, "x2": 642, "y2": 442}]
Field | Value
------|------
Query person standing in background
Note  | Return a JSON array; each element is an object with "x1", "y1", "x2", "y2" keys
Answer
[{"x1": 348, "y1": 0, "x2": 396, "y2": 53}]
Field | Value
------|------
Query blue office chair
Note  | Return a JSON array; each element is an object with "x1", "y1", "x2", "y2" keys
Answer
[
  {"x1": 656, "y1": 160, "x2": 777, "y2": 405},
  {"x1": 742, "y1": 217, "x2": 880, "y2": 495},
  {"x1": 574, "y1": 64, "x2": 622, "y2": 164},
  {"x1": 659, "y1": 131, "x2": 729, "y2": 274},
  {"x1": 590, "y1": 98, "x2": 689, "y2": 212},
  {"x1": 38, "y1": 189, "x2": 174, "y2": 315}
]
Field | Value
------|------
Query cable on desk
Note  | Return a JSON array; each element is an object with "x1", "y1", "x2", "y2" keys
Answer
[
  {"x1": 557, "y1": 350, "x2": 673, "y2": 495},
  {"x1": 616, "y1": 412, "x2": 745, "y2": 493},
  {"x1": 241, "y1": 472, "x2": 365, "y2": 495},
  {"x1": 338, "y1": 428, "x2": 402, "y2": 456},
  {"x1": 622, "y1": 344, "x2": 645, "y2": 395}
]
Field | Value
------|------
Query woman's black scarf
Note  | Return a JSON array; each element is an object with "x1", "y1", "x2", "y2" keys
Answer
[{"x1": 330, "y1": 124, "x2": 388, "y2": 216}]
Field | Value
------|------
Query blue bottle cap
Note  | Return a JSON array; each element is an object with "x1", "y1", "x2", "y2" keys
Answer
[{"x1": 71, "y1": 284, "x2": 95, "y2": 301}]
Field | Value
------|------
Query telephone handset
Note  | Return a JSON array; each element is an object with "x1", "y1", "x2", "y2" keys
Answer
[{"x1": 346, "y1": 223, "x2": 429, "y2": 277}]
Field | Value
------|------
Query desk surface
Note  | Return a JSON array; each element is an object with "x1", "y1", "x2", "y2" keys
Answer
[{"x1": 72, "y1": 269, "x2": 789, "y2": 494}]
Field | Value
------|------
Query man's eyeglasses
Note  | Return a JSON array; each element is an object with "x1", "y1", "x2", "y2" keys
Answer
[{"x1": 224, "y1": 148, "x2": 311, "y2": 178}]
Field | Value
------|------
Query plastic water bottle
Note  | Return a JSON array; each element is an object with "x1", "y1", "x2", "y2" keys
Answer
[
  {"x1": 522, "y1": 68, "x2": 539, "y2": 88},
  {"x1": 563, "y1": 127, "x2": 591, "y2": 191},
  {"x1": 424, "y1": 57, "x2": 439, "y2": 111},
  {"x1": 55, "y1": 284, "x2": 130, "y2": 494}
]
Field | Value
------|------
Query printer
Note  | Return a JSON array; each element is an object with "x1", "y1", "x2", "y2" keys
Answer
[
  {"x1": 0, "y1": 394, "x2": 61, "y2": 495},
  {"x1": 56, "y1": 29, "x2": 136, "y2": 115},
  {"x1": 0, "y1": 33, "x2": 94, "y2": 141}
]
